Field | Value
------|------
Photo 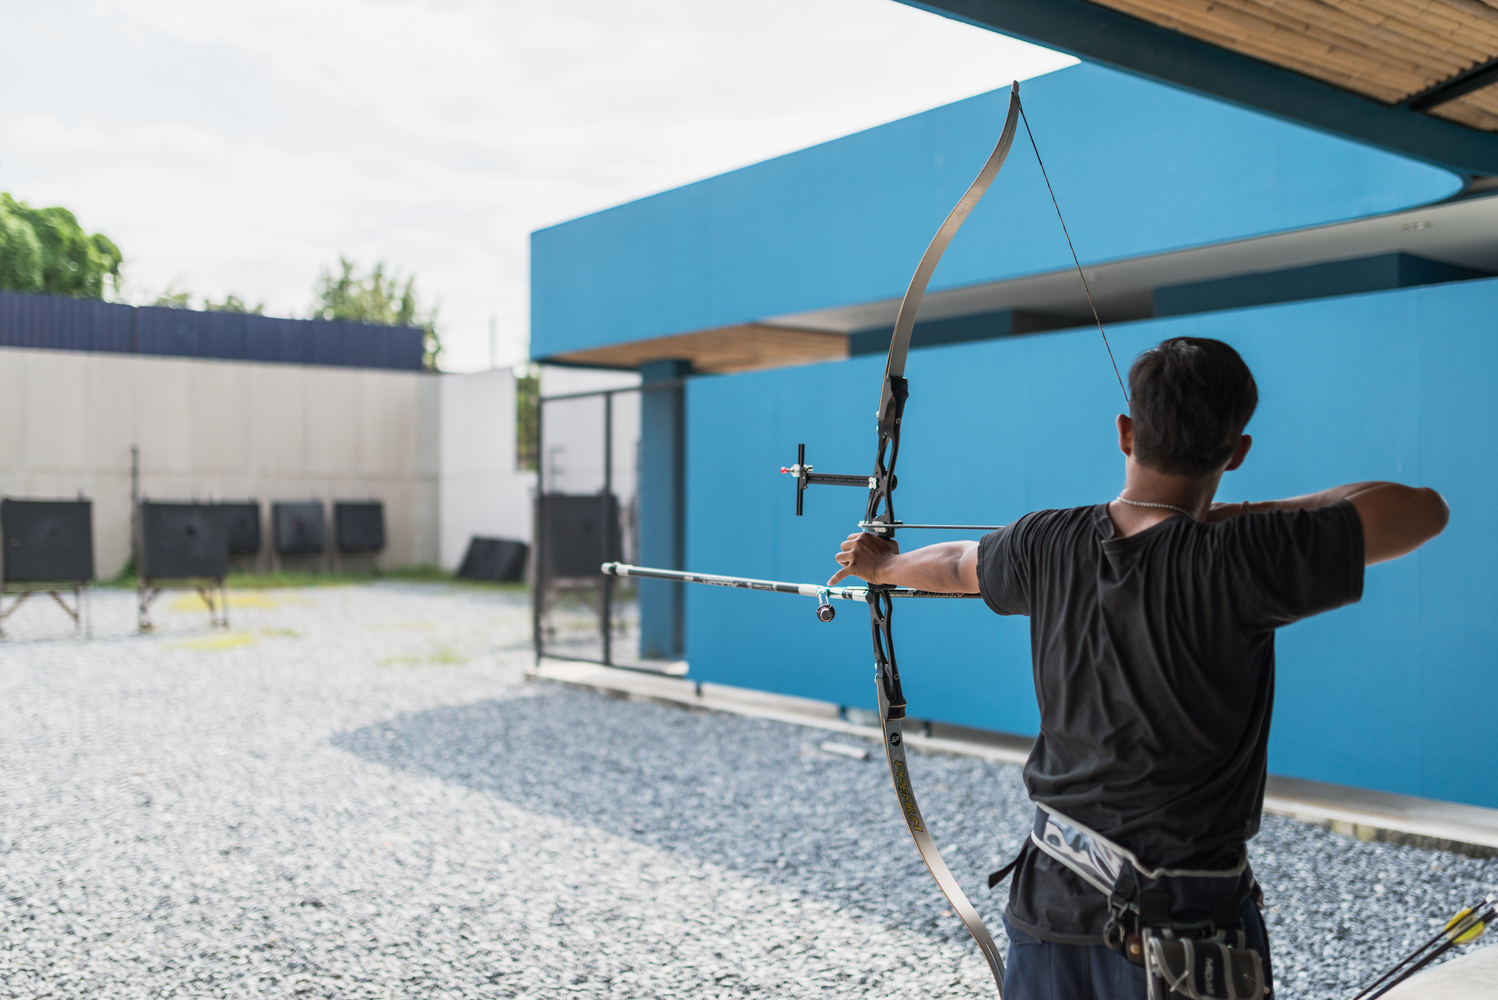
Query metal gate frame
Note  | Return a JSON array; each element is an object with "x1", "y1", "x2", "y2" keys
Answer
[{"x1": 532, "y1": 381, "x2": 667, "y2": 669}]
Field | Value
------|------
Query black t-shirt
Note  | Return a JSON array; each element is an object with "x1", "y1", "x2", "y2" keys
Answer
[{"x1": 977, "y1": 501, "x2": 1364, "y2": 944}]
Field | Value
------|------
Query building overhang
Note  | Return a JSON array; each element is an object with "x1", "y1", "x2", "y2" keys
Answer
[
  {"x1": 766, "y1": 190, "x2": 1498, "y2": 336},
  {"x1": 538, "y1": 189, "x2": 1498, "y2": 374},
  {"x1": 547, "y1": 324, "x2": 848, "y2": 374},
  {"x1": 900, "y1": 0, "x2": 1498, "y2": 176}
]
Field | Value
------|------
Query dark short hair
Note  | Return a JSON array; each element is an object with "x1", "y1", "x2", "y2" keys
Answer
[{"x1": 1128, "y1": 338, "x2": 1258, "y2": 475}]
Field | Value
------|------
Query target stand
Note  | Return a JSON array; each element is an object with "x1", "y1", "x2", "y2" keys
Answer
[
  {"x1": 1, "y1": 499, "x2": 95, "y2": 639},
  {"x1": 136, "y1": 502, "x2": 231, "y2": 632},
  {"x1": 1, "y1": 581, "x2": 91, "y2": 639},
  {"x1": 333, "y1": 501, "x2": 385, "y2": 574}
]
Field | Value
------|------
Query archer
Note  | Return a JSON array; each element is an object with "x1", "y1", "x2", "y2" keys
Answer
[{"x1": 829, "y1": 336, "x2": 1449, "y2": 1000}]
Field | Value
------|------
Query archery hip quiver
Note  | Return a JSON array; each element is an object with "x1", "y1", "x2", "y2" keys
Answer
[{"x1": 1027, "y1": 805, "x2": 1268, "y2": 1000}]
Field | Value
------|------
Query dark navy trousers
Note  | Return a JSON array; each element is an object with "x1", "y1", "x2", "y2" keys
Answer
[{"x1": 1001, "y1": 896, "x2": 1273, "y2": 1000}]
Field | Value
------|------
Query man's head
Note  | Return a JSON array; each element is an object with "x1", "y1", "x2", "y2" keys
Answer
[{"x1": 1126, "y1": 338, "x2": 1257, "y2": 476}]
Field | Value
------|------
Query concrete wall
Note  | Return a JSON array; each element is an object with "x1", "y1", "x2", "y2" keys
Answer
[
  {"x1": 0, "y1": 346, "x2": 440, "y2": 576},
  {"x1": 437, "y1": 368, "x2": 536, "y2": 570}
]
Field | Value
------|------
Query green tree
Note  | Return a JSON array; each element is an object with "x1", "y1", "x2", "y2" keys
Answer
[
  {"x1": 152, "y1": 282, "x2": 192, "y2": 308},
  {"x1": 515, "y1": 365, "x2": 539, "y2": 471},
  {"x1": 311, "y1": 257, "x2": 441, "y2": 370},
  {"x1": 152, "y1": 283, "x2": 265, "y2": 313},
  {"x1": 203, "y1": 294, "x2": 264, "y2": 314},
  {"x1": 0, "y1": 193, "x2": 121, "y2": 299}
]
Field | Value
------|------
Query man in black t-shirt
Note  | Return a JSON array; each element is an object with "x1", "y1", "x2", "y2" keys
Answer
[{"x1": 829, "y1": 337, "x2": 1448, "y2": 1000}]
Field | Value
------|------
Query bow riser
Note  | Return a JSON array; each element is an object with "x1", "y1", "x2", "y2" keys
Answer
[{"x1": 865, "y1": 376, "x2": 908, "y2": 537}]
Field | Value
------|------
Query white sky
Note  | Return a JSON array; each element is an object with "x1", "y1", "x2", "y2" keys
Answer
[{"x1": 0, "y1": 0, "x2": 1072, "y2": 372}]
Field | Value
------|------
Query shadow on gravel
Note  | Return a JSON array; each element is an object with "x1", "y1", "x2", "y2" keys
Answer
[
  {"x1": 332, "y1": 684, "x2": 1498, "y2": 999},
  {"x1": 331, "y1": 683, "x2": 1034, "y2": 942}
]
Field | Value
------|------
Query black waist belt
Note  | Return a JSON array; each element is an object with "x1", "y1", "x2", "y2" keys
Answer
[
  {"x1": 1029, "y1": 804, "x2": 1252, "y2": 932},
  {"x1": 1021, "y1": 805, "x2": 1269, "y2": 1000}
]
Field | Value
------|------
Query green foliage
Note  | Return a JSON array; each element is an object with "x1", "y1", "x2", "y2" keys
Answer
[
  {"x1": 104, "y1": 555, "x2": 138, "y2": 587},
  {"x1": 203, "y1": 294, "x2": 264, "y2": 314},
  {"x1": 152, "y1": 283, "x2": 192, "y2": 308},
  {"x1": 515, "y1": 365, "x2": 539, "y2": 471},
  {"x1": 220, "y1": 566, "x2": 522, "y2": 591},
  {"x1": 100, "y1": 562, "x2": 525, "y2": 592},
  {"x1": 0, "y1": 193, "x2": 121, "y2": 299},
  {"x1": 152, "y1": 283, "x2": 264, "y2": 313},
  {"x1": 311, "y1": 257, "x2": 441, "y2": 370}
]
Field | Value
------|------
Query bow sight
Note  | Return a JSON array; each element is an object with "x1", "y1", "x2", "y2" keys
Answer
[
  {"x1": 780, "y1": 443, "x2": 878, "y2": 515},
  {"x1": 783, "y1": 441, "x2": 1002, "y2": 533}
]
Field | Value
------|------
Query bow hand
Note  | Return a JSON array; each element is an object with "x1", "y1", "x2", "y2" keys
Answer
[{"x1": 829, "y1": 532, "x2": 900, "y2": 586}]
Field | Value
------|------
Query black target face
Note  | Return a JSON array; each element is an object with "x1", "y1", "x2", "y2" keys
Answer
[
  {"x1": 139, "y1": 503, "x2": 229, "y2": 579},
  {"x1": 1, "y1": 500, "x2": 93, "y2": 583},
  {"x1": 273, "y1": 502, "x2": 326, "y2": 555},
  {"x1": 335, "y1": 502, "x2": 385, "y2": 553}
]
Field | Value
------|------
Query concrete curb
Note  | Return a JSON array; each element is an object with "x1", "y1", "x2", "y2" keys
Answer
[
  {"x1": 527, "y1": 660, "x2": 1498, "y2": 859},
  {"x1": 1382, "y1": 939, "x2": 1497, "y2": 999}
]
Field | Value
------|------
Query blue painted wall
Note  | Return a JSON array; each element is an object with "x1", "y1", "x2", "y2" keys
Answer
[
  {"x1": 531, "y1": 62, "x2": 1460, "y2": 359},
  {"x1": 683, "y1": 277, "x2": 1498, "y2": 809}
]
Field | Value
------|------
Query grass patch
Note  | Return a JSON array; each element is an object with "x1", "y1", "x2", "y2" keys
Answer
[
  {"x1": 380, "y1": 644, "x2": 468, "y2": 667},
  {"x1": 100, "y1": 563, "x2": 530, "y2": 593},
  {"x1": 380, "y1": 565, "x2": 452, "y2": 583},
  {"x1": 226, "y1": 571, "x2": 365, "y2": 589},
  {"x1": 168, "y1": 591, "x2": 312, "y2": 611},
  {"x1": 169, "y1": 632, "x2": 257, "y2": 651},
  {"x1": 99, "y1": 557, "x2": 137, "y2": 589}
]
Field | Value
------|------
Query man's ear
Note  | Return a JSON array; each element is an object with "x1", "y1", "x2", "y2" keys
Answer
[
  {"x1": 1117, "y1": 414, "x2": 1133, "y2": 457},
  {"x1": 1224, "y1": 434, "x2": 1253, "y2": 472}
]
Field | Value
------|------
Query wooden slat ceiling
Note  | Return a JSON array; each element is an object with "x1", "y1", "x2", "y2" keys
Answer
[
  {"x1": 1091, "y1": 0, "x2": 1498, "y2": 131},
  {"x1": 548, "y1": 324, "x2": 848, "y2": 375}
]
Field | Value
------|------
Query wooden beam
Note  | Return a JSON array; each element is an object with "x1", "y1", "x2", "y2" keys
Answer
[
  {"x1": 1434, "y1": 84, "x2": 1498, "y2": 130},
  {"x1": 547, "y1": 325, "x2": 849, "y2": 375},
  {"x1": 1407, "y1": 55, "x2": 1498, "y2": 110},
  {"x1": 1098, "y1": 0, "x2": 1498, "y2": 104}
]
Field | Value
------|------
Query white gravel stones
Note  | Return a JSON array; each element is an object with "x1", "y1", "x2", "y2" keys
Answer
[{"x1": 2, "y1": 583, "x2": 1494, "y2": 999}]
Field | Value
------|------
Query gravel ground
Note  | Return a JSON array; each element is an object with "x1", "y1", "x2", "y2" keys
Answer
[{"x1": 1, "y1": 583, "x2": 1493, "y2": 999}]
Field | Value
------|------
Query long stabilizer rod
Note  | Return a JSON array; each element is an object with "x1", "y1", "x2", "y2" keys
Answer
[
  {"x1": 600, "y1": 563, "x2": 979, "y2": 602},
  {"x1": 857, "y1": 521, "x2": 1002, "y2": 531}
]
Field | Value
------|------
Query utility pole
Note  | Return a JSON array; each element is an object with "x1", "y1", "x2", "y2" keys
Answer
[{"x1": 130, "y1": 445, "x2": 140, "y2": 574}]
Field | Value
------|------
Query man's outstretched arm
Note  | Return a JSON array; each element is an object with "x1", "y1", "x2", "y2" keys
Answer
[
  {"x1": 828, "y1": 534, "x2": 980, "y2": 591},
  {"x1": 1211, "y1": 481, "x2": 1449, "y2": 565}
]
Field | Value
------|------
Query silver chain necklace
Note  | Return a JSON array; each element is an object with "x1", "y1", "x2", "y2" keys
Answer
[{"x1": 1115, "y1": 496, "x2": 1197, "y2": 520}]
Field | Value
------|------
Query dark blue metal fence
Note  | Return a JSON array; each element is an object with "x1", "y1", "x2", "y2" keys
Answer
[{"x1": 0, "y1": 291, "x2": 425, "y2": 371}]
